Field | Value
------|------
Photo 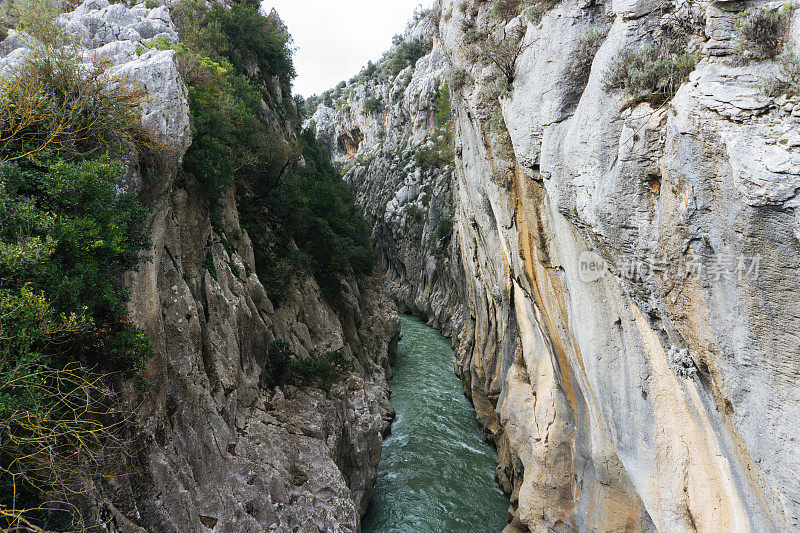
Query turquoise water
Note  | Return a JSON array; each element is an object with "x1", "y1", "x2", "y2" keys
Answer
[{"x1": 362, "y1": 315, "x2": 508, "y2": 533}]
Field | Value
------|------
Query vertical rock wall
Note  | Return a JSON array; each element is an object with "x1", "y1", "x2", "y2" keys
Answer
[
  {"x1": 314, "y1": 0, "x2": 800, "y2": 530},
  {"x1": 311, "y1": 26, "x2": 467, "y2": 339}
]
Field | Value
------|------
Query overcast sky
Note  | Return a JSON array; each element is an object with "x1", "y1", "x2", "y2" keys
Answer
[{"x1": 262, "y1": 0, "x2": 428, "y2": 97}]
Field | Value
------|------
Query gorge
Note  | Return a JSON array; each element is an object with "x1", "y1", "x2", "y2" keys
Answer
[
  {"x1": 0, "y1": 0, "x2": 799, "y2": 531},
  {"x1": 361, "y1": 315, "x2": 508, "y2": 532}
]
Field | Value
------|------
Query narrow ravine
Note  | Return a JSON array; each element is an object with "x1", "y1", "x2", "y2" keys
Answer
[{"x1": 362, "y1": 315, "x2": 508, "y2": 532}]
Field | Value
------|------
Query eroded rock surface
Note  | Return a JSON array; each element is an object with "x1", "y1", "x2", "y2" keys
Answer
[
  {"x1": 314, "y1": 1, "x2": 800, "y2": 531},
  {"x1": 0, "y1": 1, "x2": 400, "y2": 531}
]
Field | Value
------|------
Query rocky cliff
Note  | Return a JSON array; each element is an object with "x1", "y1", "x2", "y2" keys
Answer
[
  {"x1": 313, "y1": 0, "x2": 800, "y2": 530},
  {"x1": 0, "y1": 2, "x2": 399, "y2": 531},
  {"x1": 311, "y1": 19, "x2": 466, "y2": 340}
]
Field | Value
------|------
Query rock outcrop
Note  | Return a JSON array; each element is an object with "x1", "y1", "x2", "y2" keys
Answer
[
  {"x1": 314, "y1": 0, "x2": 800, "y2": 531},
  {"x1": 311, "y1": 25, "x2": 466, "y2": 339},
  {"x1": 0, "y1": 2, "x2": 399, "y2": 531}
]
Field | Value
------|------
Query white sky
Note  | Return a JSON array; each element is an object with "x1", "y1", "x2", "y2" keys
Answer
[{"x1": 262, "y1": 0, "x2": 428, "y2": 97}]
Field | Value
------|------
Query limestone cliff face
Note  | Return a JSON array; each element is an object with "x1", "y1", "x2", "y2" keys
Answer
[
  {"x1": 311, "y1": 22, "x2": 466, "y2": 339},
  {"x1": 314, "y1": 1, "x2": 800, "y2": 531},
  {"x1": 0, "y1": 2, "x2": 400, "y2": 531}
]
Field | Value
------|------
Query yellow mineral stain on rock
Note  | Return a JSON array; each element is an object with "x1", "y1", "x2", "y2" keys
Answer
[
  {"x1": 631, "y1": 300, "x2": 749, "y2": 533},
  {"x1": 513, "y1": 182, "x2": 577, "y2": 418}
]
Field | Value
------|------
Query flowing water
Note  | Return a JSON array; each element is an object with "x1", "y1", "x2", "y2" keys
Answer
[{"x1": 362, "y1": 315, "x2": 508, "y2": 533}]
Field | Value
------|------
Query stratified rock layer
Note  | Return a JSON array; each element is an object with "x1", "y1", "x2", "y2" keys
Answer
[{"x1": 314, "y1": 1, "x2": 800, "y2": 530}]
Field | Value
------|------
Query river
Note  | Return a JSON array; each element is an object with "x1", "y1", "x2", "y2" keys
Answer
[{"x1": 362, "y1": 315, "x2": 509, "y2": 532}]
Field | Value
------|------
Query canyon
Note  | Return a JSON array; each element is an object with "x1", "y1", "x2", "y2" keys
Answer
[
  {"x1": 2, "y1": 2, "x2": 399, "y2": 531},
  {"x1": 1, "y1": 0, "x2": 799, "y2": 530}
]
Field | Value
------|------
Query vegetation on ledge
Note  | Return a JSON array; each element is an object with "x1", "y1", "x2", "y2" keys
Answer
[
  {"x1": 171, "y1": 0, "x2": 377, "y2": 302},
  {"x1": 265, "y1": 340, "x2": 354, "y2": 392},
  {"x1": 603, "y1": 36, "x2": 697, "y2": 107}
]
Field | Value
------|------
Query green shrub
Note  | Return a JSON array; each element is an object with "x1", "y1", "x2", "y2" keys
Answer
[
  {"x1": 434, "y1": 81, "x2": 455, "y2": 164},
  {"x1": 567, "y1": 28, "x2": 606, "y2": 89},
  {"x1": 266, "y1": 341, "x2": 354, "y2": 392},
  {"x1": 436, "y1": 214, "x2": 454, "y2": 244},
  {"x1": 0, "y1": 157, "x2": 151, "y2": 530},
  {"x1": 450, "y1": 67, "x2": 472, "y2": 92},
  {"x1": 406, "y1": 204, "x2": 426, "y2": 226},
  {"x1": 0, "y1": 156, "x2": 151, "y2": 374},
  {"x1": 763, "y1": 52, "x2": 800, "y2": 96},
  {"x1": 292, "y1": 128, "x2": 379, "y2": 298},
  {"x1": 523, "y1": 0, "x2": 561, "y2": 25},
  {"x1": 206, "y1": 3, "x2": 295, "y2": 89},
  {"x1": 383, "y1": 35, "x2": 432, "y2": 76},
  {"x1": 364, "y1": 60, "x2": 378, "y2": 80},
  {"x1": 461, "y1": 18, "x2": 486, "y2": 44},
  {"x1": 266, "y1": 339, "x2": 293, "y2": 385},
  {"x1": 0, "y1": 47, "x2": 154, "y2": 165},
  {"x1": 171, "y1": 4, "x2": 289, "y2": 210},
  {"x1": 290, "y1": 350, "x2": 353, "y2": 392},
  {"x1": 13, "y1": 0, "x2": 66, "y2": 47},
  {"x1": 479, "y1": 25, "x2": 528, "y2": 85},
  {"x1": 602, "y1": 37, "x2": 697, "y2": 106},
  {"x1": 410, "y1": 82, "x2": 455, "y2": 172},
  {"x1": 203, "y1": 250, "x2": 218, "y2": 281},
  {"x1": 490, "y1": 0, "x2": 521, "y2": 20},
  {"x1": 414, "y1": 144, "x2": 444, "y2": 170},
  {"x1": 735, "y1": 3, "x2": 796, "y2": 60},
  {"x1": 0, "y1": 38, "x2": 159, "y2": 529},
  {"x1": 364, "y1": 96, "x2": 382, "y2": 114}
]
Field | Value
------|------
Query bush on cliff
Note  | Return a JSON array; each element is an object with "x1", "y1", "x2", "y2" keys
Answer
[
  {"x1": 449, "y1": 67, "x2": 471, "y2": 93},
  {"x1": 479, "y1": 25, "x2": 529, "y2": 86},
  {"x1": 434, "y1": 81, "x2": 455, "y2": 164},
  {"x1": 523, "y1": 0, "x2": 562, "y2": 25},
  {"x1": 567, "y1": 28, "x2": 606, "y2": 90},
  {"x1": 208, "y1": 2, "x2": 296, "y2": 88},
  {"x1": 733, "y1": 3, "x2": 800, "y2": 96},
  {"x1": 383, "y1": 35, "x2": 432, "y2": 77},
  {"x1": 266, "y1": 341, "x2": 354, "y2": 392},
  {"x1": 0, "y1": 44, "x2": 154, "y2": 164},
  {"x1": 763, "y1": 52, "x2": 800, "y2": 96},
  {"x1": 603, "y1": 36, "x2": 697, "y2": 106},
  {"x1": 0, "y1": 45, "x2": 155, "y2": 528},
  {"x1": 364, "y1": 96, "x2": 382, "y2": 115},
  {"x1": 436, "y1": 213, "x2": 454, "y2": 245},
  {"x1": 490, "y1": 0, "x2": 522, "y2": 21},
  {"x1": 735, "y1": 3, "x2": 796, "y2": 60},
  {"x1": 172, "y1": 0, "x2": 294, "y2": 90}
]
